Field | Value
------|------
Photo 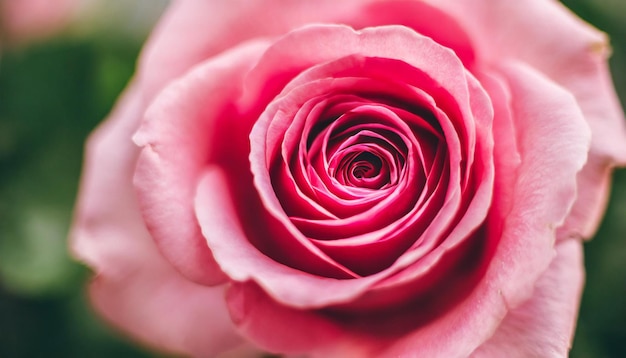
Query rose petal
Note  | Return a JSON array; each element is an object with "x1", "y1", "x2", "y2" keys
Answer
[
  {"x1": 345, "y1": 0, "x2": 476, "y2": 65},
  {"x1": 226, "y1": 282, "x2": 369, "y2": 357},
  {"x1": 195, "y1": 165, "x2": 381, "y2": 307},
  {"x1": 133, "y1": 40, "x2": 270, "y2": 286},
  {"x1": 71, "y1": 82, "x2": 148, "y2": 276},
  {"x1": 558, "y1": 156, "x2": 614, "y2": 240},
  {"x1": 470, "y1": 239, "x2": 584, "y2": 358},
  {"x1": 89, "y1": 274, "x2": 243, "y2": 358},
  {"x1": 428, "y1": 0, "x2": 626, "y2": 238},
  {"x1": 476, "y1": 59, "x2": 591, "y2": 313},
  {"x1": 70, "y1": 83, "x2": 244, "y2": 357},
  {"x1": 138, "y1": 0, "x2": 374, "y2": 100}
]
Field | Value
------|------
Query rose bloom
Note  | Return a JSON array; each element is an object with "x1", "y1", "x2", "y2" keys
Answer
[{"x1": 71, "y1": 0, "x2": 626, "y2": 357}]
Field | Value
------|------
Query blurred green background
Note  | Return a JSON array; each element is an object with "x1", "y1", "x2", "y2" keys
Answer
[{"x1": 0, "y1": 1, "x2": 624, "y2": 357}]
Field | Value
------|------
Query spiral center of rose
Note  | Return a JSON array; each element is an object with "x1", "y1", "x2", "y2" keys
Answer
[
  {"x1": 340, "y1": 149, "x2": 384, "y2": 186},
  {"x1": 308, "y1": 109, "x2": 412, "y2": 197},
  {"x1": 325, "y1": 126, "x2": 406, "y2": 192},
  {"x1": 350, "y1": 152, "x2": 381, "y2": 179}
]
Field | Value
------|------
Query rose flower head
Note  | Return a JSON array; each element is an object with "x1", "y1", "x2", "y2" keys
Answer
[{"x1": 71, "y1": 1, "x2": 626, "y2": 357}]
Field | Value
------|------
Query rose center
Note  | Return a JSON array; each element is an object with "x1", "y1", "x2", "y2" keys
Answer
[
  {"x1": 352, "y1": 154, "x2": 379, "y2": 179},
  {"x1": 325, "y1": 126, "x2": 404, "y2": 191}
]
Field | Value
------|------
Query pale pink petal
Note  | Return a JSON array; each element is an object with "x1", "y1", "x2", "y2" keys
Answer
[
  {"x1": 558, "y1": 155, "x2": 615, "y2": 240},
  {"x1": 226, "y1": 282, "x2": 374, "y2": 357},
  {"x1": 137, "y1": 0, "x2": 374, "y2": 100},
  {"x1": 133, "y1": 40, "x2": 270, "y2": 286},
  {"x1": 427, "y1": 0, "x2": 626, "y2": 238},
  {"x1": 344, "y1": 0, "x2": 476, "y2": 65},
  {"x1": 138, "y1": 0, "x2": 480, "y2": 102},
  {"x1": 89, "y1": 275, "x2": 244, "y2": 358},
  {"x1": 471, "y1": 239, "x2": 584, "y2": 358},
  {"x1": 485, "y1": 60, "x2": 590, "y2": 307},
  {"x1": 428, "y1": 0, "x2": 625, "y2": 156},
  {"x1": 71, "y1": 82, "x2": 150, "y2": 274},
  {"x1": 70, "y1": 83, "x2": 245, "y2": 357}
]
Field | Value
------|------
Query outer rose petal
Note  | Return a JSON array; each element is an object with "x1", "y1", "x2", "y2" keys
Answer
[
  {"x1": 138, "y1": 0, "x2": 476, "y2": 102},
  {"x1": 427, "y1": 0, "x2": 626, "y2": 158},
  {"x1": 227, "y1": 282, "x2": 370, "y2": 357},
  {"x1": 558, "y1": 157, "x2": 614, "y2": 238},
  {"x1": 425, "y1": 0, "x2": 626, "y2": 237},
  {"x1": 70, "y1": 83, "x2": 245, "y2": 357},
  {"x1": 228, "y1": 240, "x2": 584, "y2": 358},
  {"x1": 138, "y1": 0, "x2": 372, "y2": 100},
  {"x1": 471, "y1": 239, "x2": 584, "y2": 358},
  {"x1": 133, "y1": 40, "x2": 270, "y2": 286}
]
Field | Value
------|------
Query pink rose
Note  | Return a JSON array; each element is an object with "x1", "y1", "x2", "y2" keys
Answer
[{"x1": 71, "y1": 1, "x2": 626, "y2": 357}]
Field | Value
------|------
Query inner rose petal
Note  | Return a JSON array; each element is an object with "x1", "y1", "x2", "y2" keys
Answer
[
  {"x1": 251, "y1": 55, "x2": 483, "y2": 278},
  {"x1": 299, "y1": 92, "x2": 440, "y2": 215},
  {"x1": 259, "y1": 83, "x2": 471, "y2": 278},
  {"x1": 334, "y1": 148, "x2": 390, "y2": 190},
  {"x1": 274, "y1": 88, "x2": 428, "y2": 220}
]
